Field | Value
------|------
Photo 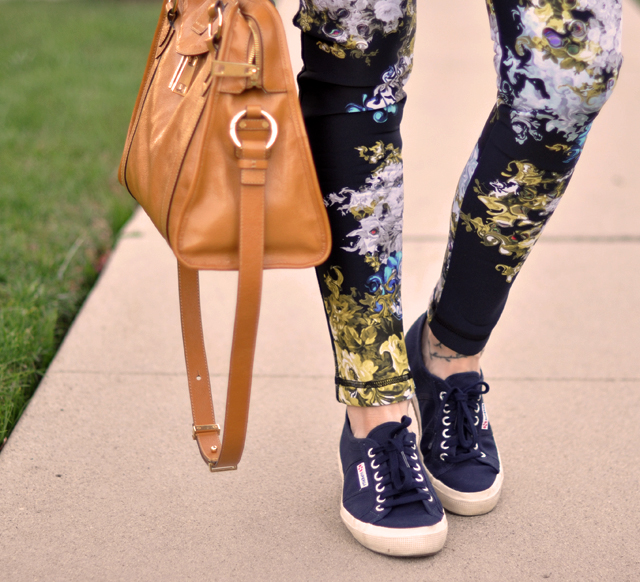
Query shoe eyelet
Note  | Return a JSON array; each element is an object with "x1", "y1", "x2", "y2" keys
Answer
[
  {"x1": 422, "y1": 489, "x2": 434, "y2": 502},
  {"x1": 481, "y1": 452, "x2": 486, "y2": 458},
  {"x1": 375, "y1": 483, "x2": 384, "y2": 493},
  {"x1": 412, "y1": 463, "x2": 421, "y2": 471},
  {"x1": 376, "y1": 495, "x2": 384, "y2": 504},
  {"x1": 415, "y1": 474, "x2": 424, "y2": 483},
  {"x1": 410, "y1": 453, "x2": 418, "y2": 460},
  {"x1": 474, "y1": 404, "x2": 480, "y2": 413},
  {"x1": 473, "y1": 443, "x2": 478, "y2": 450},
  {"x1": 439, "y1": 391, "x2": 446, "y2": 401},
  {"x1": 375, "y1": 505, "x2": 384, "y2": 512},
  {"x1": 442, "y1": 416, "x2": 451, "y2": 426},
  {"x1": 440, "y1": 453, "x2": 448, "y2": 461},
  {"x1": 474, "y1": 417, "x2": 479, "y2": 426},
  {"x1": 441, "y1": 440, "x2": 449, "y2": 450},
  {"x1": 442, "y1": 428, "x2": 450, "y2": 438},
  {"x1": 367, "y1": 448, "x2": 375, "y2": 458},
  {"x1": 370, "y1": 460, "x2": 379, "y2": 469},
  {"x1": 374, "y1": 471, "x2": 383, "y2": 482}
]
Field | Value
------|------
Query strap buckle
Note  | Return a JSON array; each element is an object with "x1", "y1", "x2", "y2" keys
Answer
[
  {"x1": 208, "y1": 462, "x2": 238, "y2": 473},
  {"x1": 192, "y1": 423, "x2": 221, "y2": 440}
]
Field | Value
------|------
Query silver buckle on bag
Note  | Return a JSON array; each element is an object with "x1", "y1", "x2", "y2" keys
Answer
[{"x1": 229, "y1": 109, "x2": 278, "y2": 150}]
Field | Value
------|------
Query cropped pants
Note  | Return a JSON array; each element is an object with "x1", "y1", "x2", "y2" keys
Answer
[{"x1": 294, "y1": 0, "x2": 623, "y2": 406}]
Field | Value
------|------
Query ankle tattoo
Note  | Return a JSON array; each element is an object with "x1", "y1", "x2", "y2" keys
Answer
[{"x1": 426, "y1": 333, "x2": 482, "y2": 363}]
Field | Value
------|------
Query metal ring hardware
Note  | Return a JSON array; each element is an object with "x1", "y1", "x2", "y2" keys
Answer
[
  {"x1": 208, "y1": 1, "x2": 224, "y2": 43},
  {"x1": 229, "y1": 109, "x2": 278, "y2": 150},
  {"x1": 166, "y1": 0, "x2": 178, "y2": 21}
]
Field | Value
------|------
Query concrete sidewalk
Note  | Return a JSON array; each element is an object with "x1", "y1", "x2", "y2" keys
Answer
[{"x1": 2, "y1": 1, "x2": 639, "y2": 580}]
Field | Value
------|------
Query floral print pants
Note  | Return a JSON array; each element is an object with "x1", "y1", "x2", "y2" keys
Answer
[{"x1": 295, "y1": 0, "x2": 623, "y2": 406}]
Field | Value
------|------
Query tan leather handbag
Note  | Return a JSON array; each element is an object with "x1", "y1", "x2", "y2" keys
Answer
[{"x1": 119, "y1": 0, "x2": 331, "y2": 471}]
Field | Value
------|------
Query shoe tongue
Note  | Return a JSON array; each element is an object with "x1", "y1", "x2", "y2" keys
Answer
[
  {"x1": 366, "y1": 416, "x2": 411, "y2": 443},
  {"x1": 446, "y1": 371, "x2": 482, "y2": 391}
]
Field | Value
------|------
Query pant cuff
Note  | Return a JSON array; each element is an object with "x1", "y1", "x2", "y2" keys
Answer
[
  {"x1": 428, "y1": 314, "x2": 490, "y2": 357},
  {"x1": 336, "y1": 375, "x2": 415, "y2": 407}
]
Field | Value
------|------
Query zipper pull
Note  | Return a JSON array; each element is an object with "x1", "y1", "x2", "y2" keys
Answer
[{"x1": 246, "y1": 18, "x2": 262, "y2": 89}]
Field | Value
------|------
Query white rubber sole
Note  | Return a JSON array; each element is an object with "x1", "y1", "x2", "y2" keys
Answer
[
  {"x1": 340, "y1": 505, "x2": 448, "y2": 557},
  {"x1": 410, "y1": 398, "x2": 504, "y2": 516},
  {"x1": 425, "y1": 466, "x2": 503, "y2": 516},
  {"x1": 338, "y1": 453, "x2": 448, "y2": 556}
]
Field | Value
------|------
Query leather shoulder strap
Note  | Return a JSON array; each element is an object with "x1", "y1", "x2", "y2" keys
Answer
[{"x1": 177, "y1": 107, "x2": 268, "y2": 471}]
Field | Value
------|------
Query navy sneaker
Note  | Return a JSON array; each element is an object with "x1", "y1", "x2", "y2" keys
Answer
[
  {"x1": 339, "y1": 414, "x2": 448, "y2": 556},
  {"x1": 406, "y1": 312, "x2": 503, "y2": 516}
]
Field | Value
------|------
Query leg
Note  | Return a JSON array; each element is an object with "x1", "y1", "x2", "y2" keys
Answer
[
  {"x1": 295, "y1": 0, "x2": 447, "y2": 556},
  {"x1": 407, "y1": 0, "x2": 623, "y2": 515},
  {"x1": 429, "y1": 0, "x2": 623, "y2": 364},
  {"x1": 302, "y1": 105, "x2": 414, "y2": 431}
]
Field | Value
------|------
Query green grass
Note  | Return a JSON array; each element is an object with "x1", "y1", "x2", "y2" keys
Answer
[{"x1": 0, "y1": 0, "x2": 160, "y2": 447}]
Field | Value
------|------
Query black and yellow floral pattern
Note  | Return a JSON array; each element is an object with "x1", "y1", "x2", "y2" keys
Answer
[
  {"x1": 296, "y1": 0, "x2": 622, "y2": 401},
  {"x1": 296, "y1": 0, "x2": 416, "y2": 111},
  {"x1": 318, "y1": 140, "x2": 414, "y2": 406},
  {"x1": 427, "y1": 0, "x2": 621, "y2": 355},
  {"x1": 460, "y1": 160, "x2": 572, "y2": 283},
  {"x1": 322, "y1": 266, "x2": 413, "y2": 406}
]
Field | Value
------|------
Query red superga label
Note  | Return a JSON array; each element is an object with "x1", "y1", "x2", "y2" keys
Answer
[
  {"x1": 482, "y1": 402, "x2": 489, "y2": 430},
  {"x1": 357, "y1": 462, "x2": 369, "y2": 489}
]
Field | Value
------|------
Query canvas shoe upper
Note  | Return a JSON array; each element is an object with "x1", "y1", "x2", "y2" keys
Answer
[
  {"x1": 339, "y1": 414, "x2": 448, "y2": 556},
  {"x1": 406, "y1": 312, "x2": 503, "y2": 516}
]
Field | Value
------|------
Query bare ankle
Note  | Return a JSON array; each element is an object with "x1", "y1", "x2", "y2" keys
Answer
[
  {"x1": 421, "y1": 322, "x2": 482, "y2": 380},
  {"x1": 347, "y1": 401, "x2": 409, "y2": 439}
]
